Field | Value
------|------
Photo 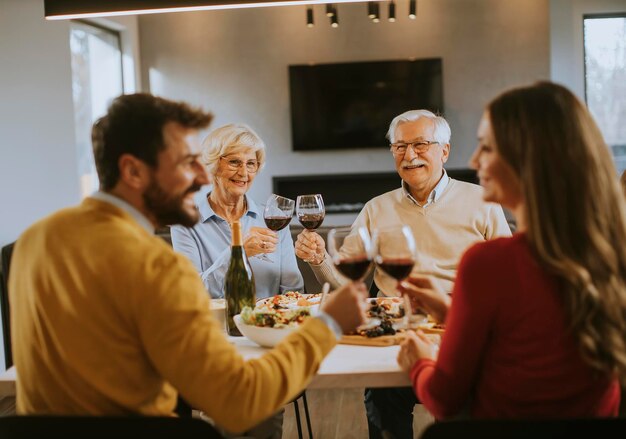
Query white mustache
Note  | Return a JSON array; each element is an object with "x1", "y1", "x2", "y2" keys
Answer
[{"x1": 401, "y1": 159, "x2": 427, "y2": 168}]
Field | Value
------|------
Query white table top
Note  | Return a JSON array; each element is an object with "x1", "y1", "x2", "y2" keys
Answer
[
  {"x1": 229, "y1": 336, "x2": 410, "y2": 389},
  {"x1": 0, "y1": 337, "x2": 410, "y2": 398}
]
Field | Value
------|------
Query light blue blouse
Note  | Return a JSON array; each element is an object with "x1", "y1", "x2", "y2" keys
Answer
[{"x1": 170, "y1": 189, "x2": 304, "y2": 300}]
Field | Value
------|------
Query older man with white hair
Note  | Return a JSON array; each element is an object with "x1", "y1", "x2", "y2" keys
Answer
[{"x1": 295, "y1": 109, "x2": 511, "y2": 438}]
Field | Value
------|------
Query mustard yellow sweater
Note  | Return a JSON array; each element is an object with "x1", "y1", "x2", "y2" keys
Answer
[{"x1": 10, "y1": 198, "x2": 336, "y2": 432}]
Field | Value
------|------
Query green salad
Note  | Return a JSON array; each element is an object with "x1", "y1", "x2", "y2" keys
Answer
[{"x1": 241, "y1": 306, "x2": 311, "y2": 328}]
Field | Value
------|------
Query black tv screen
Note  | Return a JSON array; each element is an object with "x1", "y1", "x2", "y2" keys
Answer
[{"x1": 289, "y1": 58, "x2": 443, "y2": 151}]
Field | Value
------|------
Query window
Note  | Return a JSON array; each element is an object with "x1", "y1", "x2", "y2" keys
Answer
[
  {"x1": 70, "y1": 21, "x2": 124, "y2": 197},
  {"x1": 583, "y1": 15, "x2": 626, "y2": 174}
]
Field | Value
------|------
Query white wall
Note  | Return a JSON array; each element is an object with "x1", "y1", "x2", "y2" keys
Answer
[
  {"x1": 0, "y1": 0, "x2": 141, "y2": 371},
  {"x1": 0, "y1": 0, "x2": 78, "y2": 249},
  {"x1": 0, "y1": 0, "x2": 77, "y2": 371},
  {"x1": 138, "y1": 0, "x2": 550, "y2": 203},
  {"x1": 550, "y1": 0, "x2": 626, "y2": 100}
]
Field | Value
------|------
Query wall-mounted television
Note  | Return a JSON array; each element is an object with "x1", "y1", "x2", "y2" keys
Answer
[{"x1": 289, "y1": 58, "x2": 443, "y2": 151}]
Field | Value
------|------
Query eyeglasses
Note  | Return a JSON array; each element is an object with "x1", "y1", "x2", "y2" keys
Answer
[
  {"x1": 220, "y1": 156, "x2": 260, "y2": 173},
  {"x1": 390, "y1": 140, "x2": 439, "y2": 155}
]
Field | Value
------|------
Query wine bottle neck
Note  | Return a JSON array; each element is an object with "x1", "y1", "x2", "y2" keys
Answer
[{"x1": 231, "y1": 221, "x2": 243, "y2": 247}]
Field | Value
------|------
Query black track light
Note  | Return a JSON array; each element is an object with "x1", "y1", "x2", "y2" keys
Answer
[
  {"x1": 389, "y1": 1, "x2": 396, "y2": 22},
  {"x1": 330, "y1": 8, "x2": 339, "y2": 27},
  {"x1": 326, "y1": 3, "x2": 334, "y2": 17},
  {"x1": 306, "y1": 6, "x2": 313, "y2": 28},
  {"x1": 372, "y1": 2, "x2": 380, "y2": 22},
  {"x1": 409, "y1": 0, "x2": 417, "y2": 19},
  {"x1": 367, "y1": 1, "x2": 376, "y2": 19}
]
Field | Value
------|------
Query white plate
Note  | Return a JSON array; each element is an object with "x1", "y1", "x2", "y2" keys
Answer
[
  {"x1": 234, "y1": 314, "x2": 300, "y2": 348},
  {"x1": 256, "y1": 293, "x2": 321, "y2": 312}
]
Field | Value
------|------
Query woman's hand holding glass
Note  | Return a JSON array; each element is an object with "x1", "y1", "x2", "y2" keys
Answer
[
  {"x1": 244, "y1": 226, "x2": 278, "y2": 258},
  {"x1": 398, "y1": 275, "x2": 451, "y2": 324}
]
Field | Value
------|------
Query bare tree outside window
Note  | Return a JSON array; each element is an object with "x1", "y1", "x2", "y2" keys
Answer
[
  {"x1": 70, "y1": 22, "x2": 124, "y2": 198},
  {"x1": 584, "y1": 15, "x2": 626, "y2": 174}
]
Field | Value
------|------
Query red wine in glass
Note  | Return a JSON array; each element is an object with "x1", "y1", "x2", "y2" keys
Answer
[
  {"x1": 328, "y1": 226, "x2": 373, "y2": 281},
  {"x1": 336, "y1": 256, "x2": 372, "y2": 281},
  {"x1": 375, "y1": 257, "x2": 415, "y2": 281},
  {"x1": 264, "y1": 195, "x2": 294, "y2": 232},
  {"x1": 298, "y1": 213, "x2": 325, "y2": 230},
  {"x1": 264, "y1": 216, "x2": 291, "y2": 231},
  {"x1": 296, "y1": 194, "x2": 325, "y2": 230}
]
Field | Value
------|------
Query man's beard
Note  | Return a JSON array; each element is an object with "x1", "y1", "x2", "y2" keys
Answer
[{"x1": 143, "y1": 178, "x2": 201, "y2": 228}]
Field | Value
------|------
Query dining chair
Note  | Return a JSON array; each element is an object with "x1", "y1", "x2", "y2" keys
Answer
[
  {"x1": 420, "y1": 417, "x2": 626, "y2": 438},
  {"x1": 292, "y1": 391, "x2": 313, "y2": 439},
  {"x1": 1, "y1": 241, "x2": 15, "y2": 369},
  {"x1": 0, "y1": 415, "x2": 223, "y2": 438}
]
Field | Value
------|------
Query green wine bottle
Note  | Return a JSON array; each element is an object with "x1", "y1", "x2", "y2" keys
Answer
[{"x1": 225, "y1": 220, "x2": 256, "y2": 336}]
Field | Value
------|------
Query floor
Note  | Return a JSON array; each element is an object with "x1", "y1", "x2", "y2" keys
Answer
[{"x1": 282, "y1": 388, "x2": 434, "y2": 439}]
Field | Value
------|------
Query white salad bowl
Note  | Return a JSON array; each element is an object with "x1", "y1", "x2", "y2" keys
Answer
[{"x1": 233, "y1": 314, "x2": 300, "y2": 348}]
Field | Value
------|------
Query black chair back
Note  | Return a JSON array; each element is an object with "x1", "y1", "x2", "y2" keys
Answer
[
  {"x1": 0, "y1": 415, "x2": 223, "y2": 438},
  {"x1": 421, "y1": 418, "x2": 626, "y2": 438},
  {"x1": 1, "y1": 241, "x2": 15, "y2": 369}
]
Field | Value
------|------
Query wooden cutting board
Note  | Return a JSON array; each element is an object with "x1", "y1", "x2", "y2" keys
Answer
[
  {"x1": 340, "y1": 330, "x2": 443, "y2": 347},
  {"x1": 340, "y1": 334, "x2": 405, "y2": 346}
]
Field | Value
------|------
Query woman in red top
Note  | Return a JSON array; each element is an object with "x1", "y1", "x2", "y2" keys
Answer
[{"x1": 397, "y1": 82, "x2": 626, "y2": 419}]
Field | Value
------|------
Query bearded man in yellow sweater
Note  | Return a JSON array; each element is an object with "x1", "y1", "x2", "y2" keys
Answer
[
  {"x1": 294, "y1": 109, "x2": 511, "y2": 439},
  {"x1": 9, "y1": 94, "x2": 367, "y2": 434}
]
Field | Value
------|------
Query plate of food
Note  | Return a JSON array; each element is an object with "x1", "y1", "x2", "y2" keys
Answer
[
  {"x1": 235, "y1": 293, "x2": 317, "y2": 347},
  {"x1": 340, "y1": 296, "x2": 445, "y2": 346},
  {"x1": 255, "y1": 291, "x2": 322, "y2": 312}
]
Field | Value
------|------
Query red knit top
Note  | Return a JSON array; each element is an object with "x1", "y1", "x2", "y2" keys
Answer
[{"x1": 411, "y1": 233, "x2": 620, "y2": 419}]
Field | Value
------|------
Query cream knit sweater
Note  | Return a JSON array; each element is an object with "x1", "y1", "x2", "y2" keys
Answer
[{"x1": 312, "y1": 179, "x2": 511, "y2": 294}]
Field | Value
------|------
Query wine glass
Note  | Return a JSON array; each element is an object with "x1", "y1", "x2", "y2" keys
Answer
[
  {"x1": 264, "y1": 194, "x2": 294, "y2": 232},
  {"x1": 372, "y1": 226, "x2": 424, "y2": 327},
  {"x1": 296, "y1": 194, "x2": 325, "y2": 230},
  {"x1": 258, "y1": 194, "x2": 294, "y2": 263},
  {"x1": 327, "y1": 227, "x2": 373, "y2": 282}
]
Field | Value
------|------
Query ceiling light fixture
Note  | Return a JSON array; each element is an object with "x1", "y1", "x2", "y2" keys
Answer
[
  {"x1": 330, "y1": 7, "x2": 339, "y2": 27},
  {"x1": 409, "y1": 0, "x2": 417, "y2": 19},
  {"x1": 326, "y1": 3, "x2": 334, "y2": 17},
  {"x1": 388, "y1": 0, "x2": 395, "y2": 22},
  {"x1": 306, "y1": 6, "x2": 314, "y2": 27},
  {"x1": 367, "y1": 1, "x2": 376, "y2": 19},
  {"x1": 372, "y1": 2, "x2": 380, "y2": 23},
  {"x1": 44, "y1": 0, "x2": 383, "y2": 20}
]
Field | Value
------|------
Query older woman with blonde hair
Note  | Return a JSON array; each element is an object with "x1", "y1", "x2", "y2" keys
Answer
[
  {"x1": 397, "y1": 81, "x2": 626, "y2": 419},
  {"x1": 171, "y1": 123, "x2": 303, "y2": 300}
]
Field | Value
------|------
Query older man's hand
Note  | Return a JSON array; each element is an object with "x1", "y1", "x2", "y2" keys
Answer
[
  {"x1": 320, "y1": 282, "x2": 368, "y2": 334},
  {"x1": 295, "y1": 230, "x2": 326, "y2": 265}
]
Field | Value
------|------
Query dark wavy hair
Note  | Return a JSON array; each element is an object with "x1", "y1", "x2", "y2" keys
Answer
[{"x1": 92, "y1": 93, "x2": 213, "y2": 190}]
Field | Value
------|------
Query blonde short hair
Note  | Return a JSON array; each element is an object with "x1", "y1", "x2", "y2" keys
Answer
[{"x1": 201, "y1": 123, "x2": 266, "y2": 176}]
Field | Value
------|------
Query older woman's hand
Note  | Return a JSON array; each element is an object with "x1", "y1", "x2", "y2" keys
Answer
[
  {"x1": 397, "y1": 330, "x2": 437, "y2": 373},
  {"x1": 244, "y1": 227, "x2": 278, "y2": 257},
  {"x1": 398, "y1": 275, "x2": 451, "y2": 324},
  {"x1": 295, "y1": 230, "x2": 326, "y2": 265}
]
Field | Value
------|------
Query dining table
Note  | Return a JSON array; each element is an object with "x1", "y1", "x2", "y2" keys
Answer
[{"x1": 0, "y1": 336, "x2": 410, "y2": 398}]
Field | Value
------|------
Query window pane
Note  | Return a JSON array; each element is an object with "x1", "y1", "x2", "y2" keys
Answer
[
  {"x1": 584, "y1": 16, "x2": 626, "y2": 174},
  {"x1": 70, "y1": 22, "x2": 124, "y2": 197}
]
